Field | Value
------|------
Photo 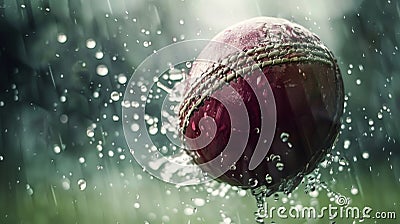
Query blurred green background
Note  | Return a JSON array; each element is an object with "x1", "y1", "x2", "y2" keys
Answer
[{"x1": 0, "y1": 0, "x2": 399, "y2": 223}]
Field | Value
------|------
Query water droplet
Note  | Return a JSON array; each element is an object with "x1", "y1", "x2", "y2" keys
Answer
[
  {"x1": 179, "y1": 19, "x2": 184, "y2": 25},
  {"x1": 26, "y1": 184, "x2": 34, "y2": 196},
  {"x1": 86, "y1": 126, "x2": 95, "y2": 138},
  {"x1": 86, "y1": 38, "x2": 96, "y2": 49},
  {"x1": 362, "y1": 152, "x2": 369, "y2": 159},
  {"x1": 60, "y1": 114, "x2": 68, "y2": 124},
  {"x1": 110, "y1": 91, "x2": 120, "y2": 101},
  {"x1": 149, "y1": 125, "x2": 158, "y2": 135},
  {"x1": 57, "y1": 33, "x2": 67, "y2": 43},
  {"x1": 309, "y1": 190, "x2": 319, "y2": 198},
  {"x1": 118, "y1": 74, "x2": 127, "y2": 84},
  {"x1": 53, "y1": 145, "x2": 61, "y2": 154},
  {"x1": 169, "y1": 73, "x2": 183, "y2": 81},
  {"x1": 193, "y1": 198, "x2": 205, "y2": 207},
  {"x1": 96, "y1": 64, "x2": 109, "y2": 76},
  {"x1": 0, "y1": 155, "x2": 3, "y2": 161},
  {"x1": 140, "y1": 85, "x2": 148, "y2": 93},
  {"x1": 62, "y1": 178, "x2": 70, "y2": 190},
  {"x1": 131, "y1": 123, "x2": 140, "y2": 132},
  {"x1": 351, "y1": 187, "x2": 359, "y2": 195},
  {"x1": 280, "y1": 132, "x2": 289, "y2": 142},
  {"x1": 60, "y1": 95, "x2": 67, "y2": 103},
  {"x1": 338, "y1": 158, "x2": 347, "y2": 166},
  {"x1": 78, "y1": 157, "x2": 85, "y2": 164},
  {"x1": 356, "y1": 79, "x2": 361, "y2": 85},
  {"x1": 344, "y1": 140, "x2": 351, "y2": 149},
  {"x1": 77, "y1": 179, "x2": 87, "y2": 190},
  {"x1": 184, "y1": 207, "x2": 195, "y2": 216},
  {"x1": 248, "y1": 178, "x2": 258, "y2": 187},
  {"x1": 93, "y1": 91, "x2": 100, "y2": 98},
  {"x1": 265, "y1": 174, "x2": 272, "y2": 184},
  {"x1": 112, "y1": 115, "x2": 119, "y2": 121},
  {"x1": 134, "y1": 202, "x2": 140, "y2": 208},
  {"x1": 95, "y1": 51, "x2": 104, "y2": 59},
  {"x1": 108, "y1": 150, "x2": 114, "y2": 157},
  {"x1": 377, "y1": 112, "x2": 383, "y2": 119},
  {"x1": 276, "y1": 162, "x2": 284, "y2": 171}
]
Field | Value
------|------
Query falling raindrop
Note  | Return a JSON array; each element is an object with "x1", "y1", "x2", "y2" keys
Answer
[
  {"x1": 343, "y1": 139, "x2": 351, "y2": 149},
  {"x1": 265, "y1": 174, "x2": 272, "y2": 184},
  {"x1": 148, "y1": 125, "x2": 158, "y2": 135},
  {"x1": 62, "y1": 178, "x2": 70, "y2": 190},
  {"x1": 276, "y1": 162, "x2": 284, "y2": 171},
  {"x1": 110, "y1": 91, "x2": 120, "y2": 101},
  {"x1": 112, "y1": 115, "x2": 119, "y2": 121},
  {"x1": 108, "y1": 150, "x2": 114, "y2": 157},
  {"x1": 87, "y1": 129, "x2": 95, "y2": 138},
  {"x1": 53, "y1": 145, "x2": 61, "y2": 154},
  {"x1": 280, "y1": 132, "x2": 289, "y2": 142},
  {"x1": 192, "y1": 198, "x2": 206, "y2": 207},
  {"x1": 93, "y1": 91, "x2": 100, "y2": 98},
  {"x1": 57, "y1": 33, "x2": 67, "y2": 43},
  {"x1": 60, "y1": 114, "x2": 68, "y2": 124},
  {"x1": 309, "y1": 190, "x2": 319, "y2": 198},
  {"x1": 351, "y1": 187, "x2": 359, "y2": 195},
  {"x1": 95, "y1": 51, "x2": 104, "y2": 59},
  {"x1": 377, "y1": 112, "x2": 383, "y2": 119},
  {"x1": 60, "y1": 95, "x2": 67, "y2": 103},
  {"x1": 118, "y1": 74, "x2": 127, "y2": 84},
  {"x1": 248, "y1": 178, "x2": 258, "y2": 188},
  {"x1": 78, "y1": 157, "x2": 85, "y2": 164},
  {"x1": 96, "y1": 65, "x2": 109, "y2": 76},
  {"x1": 77, "y1": 179, "x2": 87, "y2": 191},
  {"x1": 26, "y1": 184, "x2": 34, "y2": 196},
  {"x1": 86, "y1": 38, "x2": 96, "y2": 49},
  {"x1": 184, "y1": 207, "x2": 196, "y2": 216},
  {"x1": 131, "y1": 123, "x2": 140, "y2": 132}
]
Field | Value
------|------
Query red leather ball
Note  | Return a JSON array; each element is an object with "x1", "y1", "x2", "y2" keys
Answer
[{"x1": 179, "y1": 17, "x2": 344, "y2": 193}]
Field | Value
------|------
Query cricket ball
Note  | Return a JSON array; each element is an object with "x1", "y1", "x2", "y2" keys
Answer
[{"x1": 179, "y1": 17, "x2": 344, "y2": 192}]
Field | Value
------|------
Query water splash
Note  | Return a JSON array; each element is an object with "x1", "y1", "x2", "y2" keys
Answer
[{"x1": 250, "y1": 185, "x2": 269, "y2": 223}]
